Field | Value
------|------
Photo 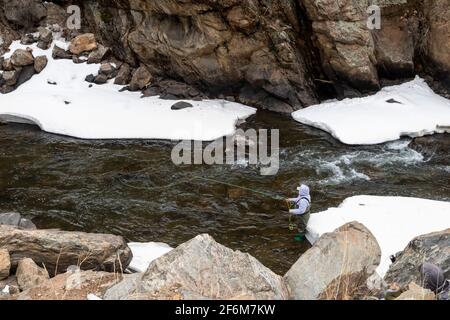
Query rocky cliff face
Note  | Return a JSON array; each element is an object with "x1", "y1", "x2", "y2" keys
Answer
[{"x1": 1, "y1": 0, "x2": 449, "y2": 112}]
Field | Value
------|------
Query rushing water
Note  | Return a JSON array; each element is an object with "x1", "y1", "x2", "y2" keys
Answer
[{"x1": 0, "y1": 111, "x2": 449, "y2": 274}]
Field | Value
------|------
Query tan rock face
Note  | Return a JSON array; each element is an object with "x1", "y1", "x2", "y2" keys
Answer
[
  {"x1": 284, "y1": 221, "x2": 381, "y2": 300},
  {"x1": 68, "y1": 33, "x2": 98, "y2": 55},
  {"x1": 0, "y1": 225, "x2": 132, "y2": 276},
  {"x1": 0, "y1": 249, "x2": 11, "y2": 280},
  {"x1": 16, "y1": 258, "x2": 49, "y2": 291}
]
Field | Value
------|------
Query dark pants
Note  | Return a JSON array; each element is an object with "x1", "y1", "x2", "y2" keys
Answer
[{"x1": 296, "y1": 211, "x2": 310, "y2": 235}]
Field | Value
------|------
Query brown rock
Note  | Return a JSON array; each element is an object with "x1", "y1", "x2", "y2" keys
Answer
[
  {"x1": 16, "y1": 258, "x2": 49, "y2": 291},
  {"x1": 17, "y1": 270, "x2": 121, "y2": 300},
  {"x1": 2, "y1": 71, "x2": 20, "y2": 86},
  {"x1": 0, "y1": 225, "x2": 132, "y2": 276},
  {"x1": 114, "y1": 63, "x2": 131, "y2": 85},
  {"x1": 87, "y1": 44, "x2": 111, "y2": 64},
  {"x1": 10, "y1": 49, "x2": 35, "y2": 67},
  {"x1": 34, "y1": 56, "x2": 48, "y2": 73},
  {"x1": 52, "y1": 45, "x2": 72, "y2": 60},
  {"x1": 0, "y1": 249, "x2": 11, "y2": 280},
  {"x1": 2, "y1": 59, "x2": 13, "y2": 71},
  {"x1": 128, "y1": 65, "x2": 152, "y2": 91},
  {"x1": 396, "y1": 282, "x2": 436, "y2": 300},
  {"x1": 68, "y1": 33, "x2": 98, "y2": 55}
]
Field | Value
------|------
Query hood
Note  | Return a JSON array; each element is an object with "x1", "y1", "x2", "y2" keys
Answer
[{"x1": 298, "y1": 184, "x2": 311, "y2": 201}]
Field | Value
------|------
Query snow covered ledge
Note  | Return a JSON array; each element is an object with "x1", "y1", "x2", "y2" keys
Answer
[
  {"x1": 0, "y1": 41, "x2": 256, "y2": 141},
  {"x1": 306, "y1": 196, "x2": 450, "y2": 277},
  {"x1": 292, "y1": 77, "x2": 450, "y2": 145}
]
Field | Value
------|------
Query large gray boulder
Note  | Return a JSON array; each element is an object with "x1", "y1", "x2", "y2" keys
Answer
[
  {"x1": 106, "y1": 234, "x2": 288, "y2": 300},
  {"x1": 0, "y1": 212, "x2": 36, "y2": 230},
  {"x1": 0, "y1": 225, "x2": 132, "y2": 276},
  {"x1": 284, "y1": 222, "x2": 381, "y2": 300},
  {"x1": 384, "y1": 229, "x2": 449, "y2": 288}
]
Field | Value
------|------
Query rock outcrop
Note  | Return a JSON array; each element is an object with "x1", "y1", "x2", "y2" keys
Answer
[
  {"x1": 284, "y1": 222, "x2": 381, "y2": 300},
  {"x1": 384, "y1": 229, "x2": 449, "y2": 288},
  {"x1": 0, "y1": 225, "x2": 132, "y2": 275},
  {"x1": 105, "y1": 234, "x2": 288, "y2": 300}
]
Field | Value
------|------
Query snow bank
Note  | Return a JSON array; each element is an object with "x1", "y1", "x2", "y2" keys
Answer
[
  {"x1": 0, "y1": 41, "x2": 256, "y2": 141},
  {"x1": 292, "y1": 77, "x2": 450, "y2": 145},
  {"x1": 306, "y1": 196, "x2": 450, "y2": 277},
  {"x1": 127, "y1": 242, "x2": 173, "y2": 273}
]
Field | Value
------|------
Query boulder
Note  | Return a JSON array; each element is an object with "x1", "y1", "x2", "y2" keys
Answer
[
  {"x1": 0, "y1": 212, "x2": 37, "y2": 230},
  {"x1": 2, "y1": 58, "x2": 14, "y2": 71},
  {"x1": 0, "y1": 225, "x2": 132, "y2": 276},
  {"x1": 113, "y1": 234, "x2": 287, "y2": 300},
  {"x1": 114, "y1": 63, "x2": 131, "y2": 85},
  {"x1": 16, "y1": 258, "x2": 49, "y2": 291},
  {"x1": 68, "y1": 33, "x2": 97, "y2": 55},
  {"x1": 128, "y1": 65, "x2": 152, "y2": 91},
  {"x1": 34, "y1": 56, "x2": 48, "y2": 74},
  {"x1": 87, "y1": 44, "x2": 111, "y2": 64},
  {"x1": 4, "y1": 0, "x2": 47, "y2": 29},
  {"x1": 20, "y1": 34, "x2": 36, "y2": 45},
  {"x1": 103, "y1": 273, "x2": 144, "y2": 300},
  {"x1": 94, "y1": 74, "x2": 108, "y2": 84},
  {"x1": 396, "y1": 282, "x2": 435, "y2": 300},
  {"x1": 284, "y1": 222, "x2": 381, "y2": 300},
  {"x1": 52, "y1": 45, "x2": 72, "y2": 60},
  {"x1": 10, "y1": 49, "x2": 34, "y2": 67},
  {"x1": 15, "y1": 65, "x2": 36, "y2": 88},
  {"x1": 384, "y1": 229, "x2": 449, "y2": 288},
  {"x1": 2, "y1": 71, "x2": 20, "y2": 86},
  {"x1": 17, "y1": 270, "x2": 121, "y2": 300},
  {"x1": 85, "y1": 74, "x2": 95, "y2": 83},
  {"x1": 0, "y1": 249, "x2": 11, "y2": 280},
  {"x1": 99, "y1": 63, "x2": 116, "y2": 78}
]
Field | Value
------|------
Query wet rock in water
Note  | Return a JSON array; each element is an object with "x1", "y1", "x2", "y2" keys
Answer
[
  {"x1": 85, "y1": 74, "x2": 95, "y2": 83},
  {"x1": 0, "y1": 249, "x2": 11, "y2": 280},
  {"x1": 17, "y1": 270, "x2": 121, "y2": 300},
  {"x1": 16, "y1": 258, "x2": 49, "y2": 291},
  {"x1": 112, "y1": 234, "x2": 288, "y2": 300},
  {"x1": 114, "y1": 63, "x2": 131, "y2": 85},
  {"x1": 395, "y1": 282, "x2": 435, "y2": 300},
  {"x1": 52, "y1": 45, "x2": 72, "y2": 60},
  {"x1": 384, "y1": 229, "x2": 449, "y2": 288},
  {"x1": 0, "y1": 225, "x2": 132, "y2": 276},
  {"x1": 409, "y1": 134, "x2": 450, "y2": 165},
  {"x1": 284, "y1": 222, "x2": 381, "y2": 300},
  {"x1": 94, "y1": 74, "x2": 108, "y2": 84},
  {"x1": 10, "y1": 49, "x2": 35, "y2": 67},
  {"x1": 128, "y1": 65, "x2": 152, "y2": 91},
  {"x1": 68, "y1": 33, "x2": 97, "y2": 55},
  {"x1": 171, "y1": 101, "x2": 193, "y2": 110},
  {"x1": 87, "y1": 44, "x2": 111, "y2": 64},
  {"x1": 34, "y1": 55, "x2": 48, "y2": 73}
]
